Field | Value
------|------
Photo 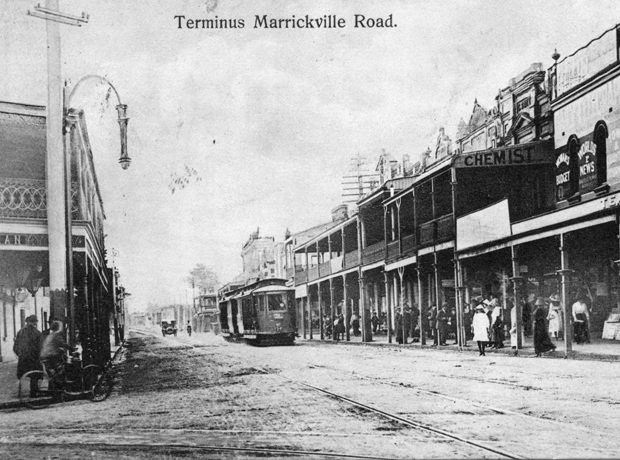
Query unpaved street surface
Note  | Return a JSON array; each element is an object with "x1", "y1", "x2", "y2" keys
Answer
[{"x1": 1, "y1": 329, "x2": 619, "y2": 459}]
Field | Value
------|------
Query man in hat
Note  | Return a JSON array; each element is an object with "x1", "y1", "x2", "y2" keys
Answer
[{"x1": 13, "y1": 315, "x2": 42, "y2": 397}]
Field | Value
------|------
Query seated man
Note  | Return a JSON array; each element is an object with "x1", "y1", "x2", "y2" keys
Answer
[{"x1": 40, "y1": 321, "x2": 73, "y2": 377}]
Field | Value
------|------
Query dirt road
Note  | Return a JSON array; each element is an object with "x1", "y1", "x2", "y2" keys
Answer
[{"x1": 1, "y1": 329, "x2": 618, "y2": 459}]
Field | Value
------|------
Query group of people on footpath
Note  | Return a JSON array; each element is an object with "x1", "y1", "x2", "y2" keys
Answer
[
  {"x1": 13, "y1": 315, "x2": 73, "y2": 397},
  {"x1": 316, "y1": 289, "x2": 592, "y2": 357},
  {"x1": 469, "y1": 290, "x2": 592, "y2": 357}
]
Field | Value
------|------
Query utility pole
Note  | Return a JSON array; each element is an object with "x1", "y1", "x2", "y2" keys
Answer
[
  {"x1": 28, "y1": 2, "x2": 88, "y2": 343},
  {"x1": 341, "y1": 153, "x2": 380, "y2": 205}
]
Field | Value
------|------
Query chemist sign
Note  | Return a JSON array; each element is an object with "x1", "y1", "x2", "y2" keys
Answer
[{"x1": 454, "y1": 141, "x2": 554, "y2": 168}]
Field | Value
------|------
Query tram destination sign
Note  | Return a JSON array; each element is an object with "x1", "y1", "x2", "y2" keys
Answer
[{"x1": 454, "y1": 142, "x2": 555, "y2": 168}]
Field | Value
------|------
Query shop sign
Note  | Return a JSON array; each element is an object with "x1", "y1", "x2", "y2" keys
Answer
[
  {"x1": 578, "y1": 140, "x2": 598, "y2": 194},
  {"x1": 599, "y1": 191, "x2": 620, "y2": 210},
  {"x1": 454, "y1": 142, "x2": 554, "y2": 168},
  {"x1": 555, "y1": 152, "x2": 572, "y2": 201},
  {"x1": 556, "y1": 25, "x2": 618, "y2": 98},
  {"x1": 0, "y1": 233, "x2": 48, "y2": 247}
]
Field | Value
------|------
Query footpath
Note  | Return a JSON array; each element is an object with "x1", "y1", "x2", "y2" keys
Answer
[
  {"x1": 305, "y1": 332, "x2": 620, "y2": 361},
  {"x1": 0, "y1": 343, "x2": 122, "y2": 410}
]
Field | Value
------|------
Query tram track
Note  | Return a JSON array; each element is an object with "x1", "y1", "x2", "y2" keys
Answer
[
  {"x1": 258, "y1": 367, "x2": 522, "y2": 460},
  {"x1": 0, "y1": 437, "x2": 404, "y2": 460},
  {"x1": 122, "y1": 331, "x2": 618, "y2": 457},
  {"x1": 288, "y1": 342, "x2": 620, "y2": 435},
  {"x1": 132, "y1": 331, "x2": 618, "y2": 439}
]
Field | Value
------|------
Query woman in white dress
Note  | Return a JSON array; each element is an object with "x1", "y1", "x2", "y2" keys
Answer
[
  {"x1": 547, "y1": 295, "x2": 563, "y2": 340},
  {"x1": 472, "y1": 304, "x2": 490, "y2": 356}
]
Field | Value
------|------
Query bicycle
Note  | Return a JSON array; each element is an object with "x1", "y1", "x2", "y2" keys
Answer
[{"x1": 18, "y1": 351, "x2": 110, "y2": 409}]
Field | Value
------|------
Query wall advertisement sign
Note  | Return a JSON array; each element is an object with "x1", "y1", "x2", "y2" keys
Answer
[
  {"x1": 578, "y1": 140, "x2": 598, "y2": 193},
  {"x1": 554, "y1": 133, "x2": 600, "y2": 200},
  {"x1": 555, "y1": 151, "x2": 572, "y2": 201},
  {"x1": 554, "y1": 77, "x2": 620, "y2": 188},
  {"x1": 556, "y1": 26, "x2": 618, "y2": 98}
]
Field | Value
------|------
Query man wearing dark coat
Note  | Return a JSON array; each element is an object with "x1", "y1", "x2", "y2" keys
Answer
[
  {"x1": 13, "y1": 315, "x2": 42, "y2": 397},
  {"x1": 437, "y1": 303, "x2": 450, "y2": 346}
]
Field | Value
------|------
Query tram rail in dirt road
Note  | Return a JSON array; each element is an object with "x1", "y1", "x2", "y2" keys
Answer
[{"x1": 258, "y1": 369, "x2": 522, "y2": 460}]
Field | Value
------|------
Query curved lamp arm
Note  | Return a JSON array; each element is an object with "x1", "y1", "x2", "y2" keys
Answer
[{"x1": 66, "y1": 75, "x2": 131, "y2": 170}]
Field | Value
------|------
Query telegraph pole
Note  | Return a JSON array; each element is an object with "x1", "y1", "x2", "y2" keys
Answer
[{"x1": 28, "y1": 1, "x2": 88, "y2": 340}]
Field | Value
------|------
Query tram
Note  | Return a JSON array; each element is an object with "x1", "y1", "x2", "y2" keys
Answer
[{"x1": 219, "y1": 278, "x2": 296, "y2": 345}]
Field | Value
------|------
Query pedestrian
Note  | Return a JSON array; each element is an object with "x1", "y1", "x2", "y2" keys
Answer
[
  {"x1": 13, "y1": 315, "x2": 42, "y2": 397},
  {"x1": 371, "y1": 311, "x2": 379, "y2": 334},
  {"x1": 40, "y1": 320, "x2": 73, "y2": 375},
  {"x1": 533, "y1": 298, "x2": 556, "y2": 357},
  {"x1": 472, "y1": 305, "x2": 490, "y2": 356},
  {"x1": 572, "y1": 293, "x2": 591, "y2": 344},
  {"x1": 187, "y1": 320, "x2": 192, "y2": 337},
  {"x1": 491, "y1": 313, "x2": 505, "y2": 349},
  {"x1": 410, "y1": 304, "x2": 420, "y2": 341},
  {"x1": 484, "y1": 300, "x2": 495, "y2": 348},
  {"x1": 437, "y1": 303, "x2": 450, "y2": 346},
  {"x1": 350, "y1": 311, "x2": 360, "y2": 337},
  {"x1": 428, "y1": 304, "x2": 438, "y2": 345},
  {"x1": 463, "y1": 304, "x2": 473, "y2": 341},
  {"x1": 522, "y1": 295, "x2": 534, "y2": 337},
  {"x1": 547, "y1": 294, "x2": 563, "y2": 341},
  {"x1": 333, "y1": 316, "x2": 340, "y2": 341},
  {"x1": 402, "y1": 304, "x2": 412, "y2": 344},
  {"x1": 336, "y1": 313, "x2": 345, "y2": 340}
]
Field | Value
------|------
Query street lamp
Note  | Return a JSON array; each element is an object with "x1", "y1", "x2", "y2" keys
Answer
[
  {"x1": 66, "y1": 75, "x2": 131, "y2": 170},
  {"x1": 64, "y1": 75, "x2": 130, "y2": 345},
  {"x1": 25, "y1": 265, "x2": 44, "y2": 325}
]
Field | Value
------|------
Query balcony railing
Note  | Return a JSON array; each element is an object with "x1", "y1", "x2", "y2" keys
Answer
[
  {"x1": 362, "y1": 240, "x2": 386, "y2": 265},
  {"x1": 344, "y1": 250, "x2": 359, "y2": 269},
  {"x1": 419, "y1": 221, "x2": 435, "y2": 246},
  {"x1": 295, "y1": 268, "x2": 307, "y2": 285},
  {"x1": 401, "y1": 233, "x2": 416, "y2": 254},
  {"x1": 308, "y1": 265, "x2": 319, "y2": 282},
  {"x1": 387, "y1": 240, "x2": 399, "y2": 260},
  {"x1": 318, "y1": 261, "x2": 331, "y2": 278},
  {"x1": 418, "y1": 214, "x2": 454, "y2": 247},
  {"x1": 437, "y1": 214, "x2": 454, "y2": 241},
  {"x1": 0, "y1": 177, "x2": 79, "y2": 219}
]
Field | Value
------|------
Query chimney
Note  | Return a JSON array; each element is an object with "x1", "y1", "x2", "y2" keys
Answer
[{"x1": 331, "y1": 204, "x2": 349, "y2": 222}]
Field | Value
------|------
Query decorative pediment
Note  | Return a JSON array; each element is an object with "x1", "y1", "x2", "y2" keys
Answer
[
  {"x1": 505, "y1": 112, "x2": 534, "y2": 138},
  {"x1": 375, "y1": 149, "x2": 398, "y2": 183}
]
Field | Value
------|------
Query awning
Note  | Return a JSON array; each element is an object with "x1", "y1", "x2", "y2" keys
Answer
[
  {"x1": 384, "y1": 254, "x2": 417, "y2": 272},
  {"x1": 361, "y1": 261, "x2": 384, "y2": 272},
  {"x1": 458, "y1": 214, "x2": 615, "y2": 259}
]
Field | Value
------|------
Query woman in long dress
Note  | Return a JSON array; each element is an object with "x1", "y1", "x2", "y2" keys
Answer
[
  {"x1": 547, "y1": 298, "x2": 563, "y2": 340},
  {"x1": 534, "y1": 305, "x2": 556, "y2": 357},
  {"x1": 472, "y1": 305, "x2": 490, "y2": 356}
]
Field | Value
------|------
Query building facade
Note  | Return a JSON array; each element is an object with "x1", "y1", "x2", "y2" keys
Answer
[{"x1": 0, "y1": 101, "x2": 118, "y2": 365}]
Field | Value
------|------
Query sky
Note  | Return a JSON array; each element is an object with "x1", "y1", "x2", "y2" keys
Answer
[{"x1": 1, "y1": 0, "x2": 619, "y2": 310}]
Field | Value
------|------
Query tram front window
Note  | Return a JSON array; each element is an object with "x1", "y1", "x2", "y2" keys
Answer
[{"x1": 268, "y1": 294, "x2": 287, "y2": 311}]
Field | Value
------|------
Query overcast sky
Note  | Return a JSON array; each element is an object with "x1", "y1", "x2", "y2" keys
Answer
[{"x1": 2, "y1": 0, "x2": 618, "y2": 309}]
